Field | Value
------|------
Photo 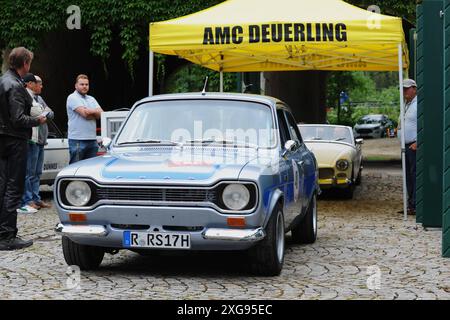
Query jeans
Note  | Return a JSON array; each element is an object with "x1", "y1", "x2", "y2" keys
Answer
[
  {"x1": 0, "y1": 136, "x2": 28, "y2": 240},
  {"x1": 405, "y1": 144, "x2": 416, "y2": 210},
  {"x1": 21, "y1": 143, "x2": 44, "y2": 206},
  {"x1": 69, "y1": 139, "x2": 98, "y2": 164}
]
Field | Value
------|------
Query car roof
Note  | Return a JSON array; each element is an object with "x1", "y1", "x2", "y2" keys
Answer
[
  {"x1": 361, "y1": 114, "x2": 386, "y2": 119},
  {"x1": 136, "y1": 92, "x2": 282, "y2": 107}
]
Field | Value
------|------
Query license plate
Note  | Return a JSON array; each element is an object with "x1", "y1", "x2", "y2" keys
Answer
[{"x1": 123, "y1": 231, "x2": 191, "y2": 249}]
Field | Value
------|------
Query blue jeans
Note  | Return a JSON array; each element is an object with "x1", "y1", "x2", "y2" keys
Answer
[
  {"x1": 69, "y1": 139, "x2": 98, "y2": 164},
  {"x1": 405, "y1": 144, "x2": 416, "y2": 210},
  {"x1": 21, "y1": 143, "x2": 44, "y2": 206}
]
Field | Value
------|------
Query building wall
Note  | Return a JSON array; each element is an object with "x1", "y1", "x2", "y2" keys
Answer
[{"x1": 28, "y1": 29, "x2": 149, "y2": 134}]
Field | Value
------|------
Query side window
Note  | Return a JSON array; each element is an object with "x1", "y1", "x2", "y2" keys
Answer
[
  {"x1": 276, "y1": 109, "x2": 290, "y2": 147},
  {"x1": 284, "y1": 111, "x2": 303, "y2": 145}
]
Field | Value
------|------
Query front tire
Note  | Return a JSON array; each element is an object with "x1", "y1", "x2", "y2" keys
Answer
[
  {"x1": 355, "y1": 166, "x2": 362, "y2": 186},
  {"x1": 249, "y1": 205, "x2": 285, "y2": 276},
  {"x1": 62, "y1": 236, "x2": 105, "y2": 270},
  {"x1": 292, "y1": 193, "x2": 317, "y2": 244},
  {"x1": 341, "y1": 185, "x2": 354, "y2": 199}
]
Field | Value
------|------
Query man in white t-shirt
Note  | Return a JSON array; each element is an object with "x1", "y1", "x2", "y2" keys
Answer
[
  {"x1": 402, "y1": 79, "x2": 417, "y2": 215},
  {"x1": 66, "y1": 74, "x2": 103, "y2": 164}
]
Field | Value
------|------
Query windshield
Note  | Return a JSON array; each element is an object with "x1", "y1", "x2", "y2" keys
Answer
[
  {"x1": 357, "y1": 117, "x2": 383, "y2": 125},
  {"x1": 116, "y1": 99, "x2": 275, "y2": 148},
  {"x1": 299, "y1": 125, "x2": 353, "y2": 144}
]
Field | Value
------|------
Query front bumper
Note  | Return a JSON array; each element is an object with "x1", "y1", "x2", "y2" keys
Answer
[
  {"x1": 56, "y1": 223, "x2": 265, "y2": 242},
  {"x1": 318, "y1": 178, "x2": 351, "y2": 188},
  {"x1": 55, "y1": 205, "x2": 267, "y2": 250}
]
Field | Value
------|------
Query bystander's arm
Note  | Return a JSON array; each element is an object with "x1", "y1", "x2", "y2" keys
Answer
[
  {"x1": 75, "y1": 106, "x2": 96, "y2": 120},
  {"x1": 40, "y1": 98, "x2": 54, "y2": 120},
  {"x1": 43, "y1": 106, "x2": 55, "y2": 120},
  {"x1": 90, "y1": 107, "x2": 103, "y2": 120},
  {"x1": 8, "y1": 86, "x2": 45, "y2": 128}
]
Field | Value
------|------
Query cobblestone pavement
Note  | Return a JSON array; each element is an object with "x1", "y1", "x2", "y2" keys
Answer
[{"x1": 1, "y1": 165, "x2": 449, "y2": 300}]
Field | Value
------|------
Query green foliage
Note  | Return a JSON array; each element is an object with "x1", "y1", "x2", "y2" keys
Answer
[
  {"x1": 166, "y1": 64, "x2": 235, "y2": 93},
  {"x1": 0, "y1": 0, "x2": 224, "y2": 73},
  {"x1": 0, "y1": 0, "x2": 416, "y2": 76},
  {"x1": 326, "y1": 72, "x2": 400, "y2": 127},
  {"x1": 347, "y1": 0, "x2": 416, "y2": 22}
]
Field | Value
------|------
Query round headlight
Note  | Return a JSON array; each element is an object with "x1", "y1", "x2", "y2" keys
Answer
[
  {"x1": 222, "y1": 184, "x2": 250, "y2": 211},
  {"x1": 65, "y1": 181, "x2": 92, "y2": 207},
  {"x1": 336, "y1": 160, "x2": 349, "y2": 171}
]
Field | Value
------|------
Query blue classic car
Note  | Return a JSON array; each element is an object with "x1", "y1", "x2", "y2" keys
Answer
[{"x1": 55, "y1": 93, "x2": 318, "y2": 276}]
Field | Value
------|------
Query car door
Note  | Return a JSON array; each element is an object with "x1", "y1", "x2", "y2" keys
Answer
[
  {"x1": 276, "y1": 108, "x2": 296, "y2": 227},
  {"x1": 276, "y1": 107, "x2": 305, "y2": 228},
  {"x1": 283, "y1": 110, "x2": 311, "y2": 213}
]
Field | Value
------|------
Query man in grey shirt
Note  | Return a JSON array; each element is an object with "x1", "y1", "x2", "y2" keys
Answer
[{"x1": 66, "y1": 74, "x2": 103, "y2": 164}]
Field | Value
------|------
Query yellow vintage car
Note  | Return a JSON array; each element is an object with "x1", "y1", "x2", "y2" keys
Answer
[{"x1": 298, "y1": 124, "x2": 363, "y2": 199}]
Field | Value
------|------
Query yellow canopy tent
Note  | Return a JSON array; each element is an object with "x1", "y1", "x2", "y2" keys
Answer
[
  {"x1": 148, "y1": 0, "x2": 410, "y2": 219},
  {"x1": 149, "y1": 0, "x2": 408, "y2": 73}
]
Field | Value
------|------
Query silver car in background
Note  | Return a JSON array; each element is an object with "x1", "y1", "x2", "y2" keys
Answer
[{"x1": 353, "y1": 114, "x2": 392, "y2": 138}]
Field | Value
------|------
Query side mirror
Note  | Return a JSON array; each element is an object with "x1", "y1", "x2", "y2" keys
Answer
[
  {"x1": 282, "y1": 140, "x2": 297, "y2": 158},
  {"x1": 102, "y1": 137, "x2": 112, "y2": 149},
  {"x1": 355, "y1": 138, "x2": 364, "y2": 145}
]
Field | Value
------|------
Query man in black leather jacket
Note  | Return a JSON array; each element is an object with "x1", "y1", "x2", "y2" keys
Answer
[{"x1": 0, "y1": 47, "x2": 46, "y2": 250}]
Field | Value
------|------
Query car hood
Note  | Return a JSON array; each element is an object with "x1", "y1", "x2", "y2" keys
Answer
[
  {"x1": 355, "y1": 123, "x2": 381, "y2": 129},
  {"x1": 304, "y1": 142, "x2": 354, "y2": 166},
  {"x1": 61, "y1": 147, "x2": 261, "y2": 184}
]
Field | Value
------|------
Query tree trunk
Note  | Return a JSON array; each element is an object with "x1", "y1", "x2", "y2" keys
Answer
[{"x1": 264, "y1": 71, "x2": 328, "y2": 124}]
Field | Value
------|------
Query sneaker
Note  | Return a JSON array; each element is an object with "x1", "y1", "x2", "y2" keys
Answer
[
  {"x1": 16, "y1": 205, "x2": 38, "y2": 214},
  {"x1": 28, "y1": 202, "x2": 41, "y2": 210},
  {"x1": 0, "y1": 237, "x2": 33, "y2": 251},
  {"x1": 34, "y1": 201, "x2": 52, "y2": 209}
]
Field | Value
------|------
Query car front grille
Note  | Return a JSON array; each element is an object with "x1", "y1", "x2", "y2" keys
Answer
[
  {"x1": 95, "y1": 187, "x2": 217, "y2": 203},
  {"x1": 319, "y1": 168, "x2": 334, "y2": 179},
  {"x1": 59, "y1": 180, "x2": 258, "y2": 213}
]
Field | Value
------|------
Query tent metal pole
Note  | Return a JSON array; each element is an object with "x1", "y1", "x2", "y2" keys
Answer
[
  {"x1": 149, "y1": 50, "x2": 154, "y2": 97},
  {"x1": 220, "y1": 71, "x2": 224, "y2": 92},
  {"x1": 398, "y1": 44, "x2": 408, "y2": 221},
  {"x1": 260, "y1": 72, "x2": 265, "y2": 95}
]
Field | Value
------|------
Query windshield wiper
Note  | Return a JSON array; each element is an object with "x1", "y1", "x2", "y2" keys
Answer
[
  {"x1": 117, "y1": 139, "x2": 180, "y2": 146},
  {"x1": 334, "y1": 137, "x2": 347, "y2": 142},
  {"x1": 185, "y1": 139, "x2": 258, "y2": 149},
  {"x1": 309, "y1": 137, "x2": 323, "y2": 141}
]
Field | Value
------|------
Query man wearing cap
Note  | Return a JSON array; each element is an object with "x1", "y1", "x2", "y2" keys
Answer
[
  {"x1": 401, "y1": 79, "x2": 418, "y2": 215},
  {"x1": 0, "y1": 47, "x2": 46, "y2": 250},
  {"x1": 17, "y1": 73, "x2": 54, "y2": 214}
]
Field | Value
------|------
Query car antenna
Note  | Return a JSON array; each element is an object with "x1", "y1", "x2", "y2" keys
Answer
[{"x1": 201, "y1": 76, "x2": 208, "y2": 96}]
